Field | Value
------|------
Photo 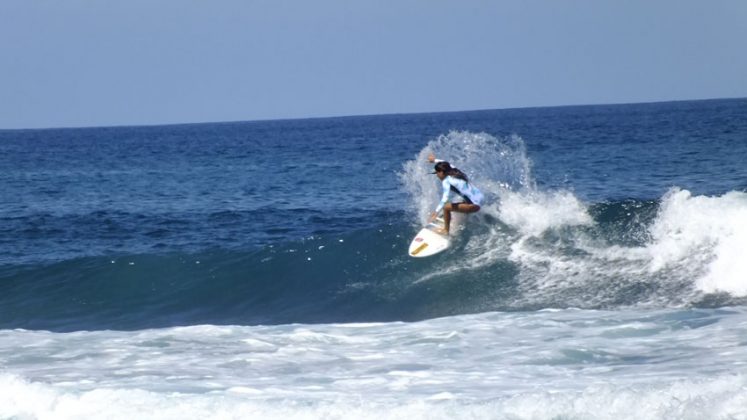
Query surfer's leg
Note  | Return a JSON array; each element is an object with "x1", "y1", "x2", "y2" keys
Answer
[
  {"x1": 442, "y1": 203, "x2": 480, "y2": 234},
  {"x1": 443, "y1": 203, "x2": 480, "y2": 234},
  {"x1": 442, "y1": 203, "x2": 453, "y2": 234},
  {"x1": 454, "y1": 203, "x2": 480, "y2": 214}
]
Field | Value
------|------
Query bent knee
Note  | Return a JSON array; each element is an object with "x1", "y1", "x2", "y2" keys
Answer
[{"x1": 461, "y1": 204, "x2": 480, "y2": 213}]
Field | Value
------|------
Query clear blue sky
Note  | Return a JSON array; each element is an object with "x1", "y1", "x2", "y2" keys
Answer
[{"x1": 1, "y1": 0, "x2": 745, "y2": 129}]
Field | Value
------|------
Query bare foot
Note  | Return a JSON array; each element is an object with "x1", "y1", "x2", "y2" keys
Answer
[{"x1": 434, "y1": 227, "x2": 449, "y2": 235}]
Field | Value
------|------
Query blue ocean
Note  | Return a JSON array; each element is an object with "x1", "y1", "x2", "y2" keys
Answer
[{"x1": 2, "y1": 98, "x2": 747, "y2": 419}]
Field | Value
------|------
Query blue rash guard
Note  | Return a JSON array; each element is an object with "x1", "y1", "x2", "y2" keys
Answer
[{"x1": 435, "y1": 176, "x2": 484, "y2": 213}]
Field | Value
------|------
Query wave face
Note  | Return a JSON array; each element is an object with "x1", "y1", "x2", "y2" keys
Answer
[{"x1": 3, "y1": 129, "x2": 747, "y2": 331}]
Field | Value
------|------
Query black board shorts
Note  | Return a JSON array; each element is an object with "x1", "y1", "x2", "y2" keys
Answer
[{"x1": 451, "y1": 196, "x2": 473, "y2": 210}]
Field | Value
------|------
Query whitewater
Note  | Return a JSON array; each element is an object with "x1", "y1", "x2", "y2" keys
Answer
[
  {"x1": 4, "y1": 308, "x2": 747, "y2": 419},
  {"x1": 2, "y1": 99, "x2": 747, "y2": 418}
]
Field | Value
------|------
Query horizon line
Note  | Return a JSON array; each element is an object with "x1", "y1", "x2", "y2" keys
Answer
[{"x1": 2, "y1": 95, "x2": 745, "y2": 132}]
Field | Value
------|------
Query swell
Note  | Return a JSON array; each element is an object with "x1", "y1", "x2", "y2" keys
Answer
[
  {"x1": 0, "y1": 223, "x2": 478, "y2": 331},
  {"x1": 0, "y1": 208, "x2": 390, "y2": 266},
  {"x1": 2, "y1": 195, "x2": 745, "y2": 332}
]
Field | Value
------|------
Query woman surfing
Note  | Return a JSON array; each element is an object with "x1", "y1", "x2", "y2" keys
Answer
[{"x1": 427, "y1": 153, "x2": 484, "y2": 235}]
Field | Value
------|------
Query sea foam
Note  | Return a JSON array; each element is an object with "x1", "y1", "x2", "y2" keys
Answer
[
  {"x1": 3, "y1": 373, "x2": 746, "y2": 420},
  {"x1": 649, "y1": 188, "x2": 747, "y2": 296},
  {"x1": 3, "y1": 307, "x2": 747, "y2": 419}
]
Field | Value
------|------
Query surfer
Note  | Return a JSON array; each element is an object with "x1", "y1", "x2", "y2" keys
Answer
[{"x1": 428, "y1": 154, "x2": 483, "y2": 234}]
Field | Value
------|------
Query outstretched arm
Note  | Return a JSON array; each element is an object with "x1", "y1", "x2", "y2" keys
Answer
[{"x1": 427, "y1": 153, "x2": 445, "y2": 164}]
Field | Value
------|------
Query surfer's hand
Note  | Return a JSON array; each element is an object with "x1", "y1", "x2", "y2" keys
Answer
[
  {"x1": 427, "y1": 153, "x2": 436, "y2": 163},
  {"x1": 429, "y1": 212, "x2": 437, "y2": 221}
]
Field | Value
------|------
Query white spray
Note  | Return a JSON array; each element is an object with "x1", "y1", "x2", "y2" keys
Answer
[{"x1": 401, "y1": 131, "x2": 747, "y2": 305}]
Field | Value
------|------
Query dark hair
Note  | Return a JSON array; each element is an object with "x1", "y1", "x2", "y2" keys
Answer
[{"x1": 434, "y1": 161, "x2": 469, "y2": 182}]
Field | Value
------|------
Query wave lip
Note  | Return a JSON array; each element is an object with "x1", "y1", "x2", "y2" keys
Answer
[{"x1": 649, "y1": 188, "x2": 747, "y2": 296}]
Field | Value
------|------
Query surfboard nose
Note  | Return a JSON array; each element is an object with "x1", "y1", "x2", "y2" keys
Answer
[{"x1": 408, "y1": 218, "x2": 451, "y2": 258}]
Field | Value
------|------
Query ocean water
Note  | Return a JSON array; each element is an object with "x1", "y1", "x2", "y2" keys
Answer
[{"x1": 1, "y1": 98, "x2": 747, "y2": 419}]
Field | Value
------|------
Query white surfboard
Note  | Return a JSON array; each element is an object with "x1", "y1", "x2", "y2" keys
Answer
[{"x1": 408, "y1": 217, "x2": 450, "y2": 257}]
